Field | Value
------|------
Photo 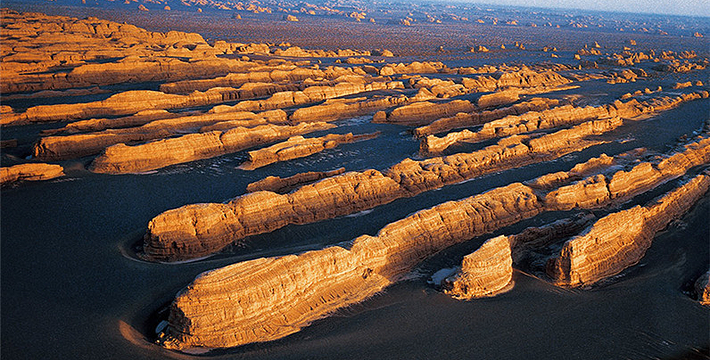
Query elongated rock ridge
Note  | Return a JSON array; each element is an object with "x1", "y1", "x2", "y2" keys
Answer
[
  {"x1": 144, "y1": 116, "x2": 622, "y2": 261},
  {"x1": 5, "y1": 77, "x2": 399, "y2": 125},
  {"x1": 33, "y1": 110, "x2": 288, "y2": 161},
  {"x1": 239, "y1": 132, "x2": 379, "y2": 170},
  {"x1": 0, "y1": 163, "x2": 65, "y2": 185},
  {"x1": 160, "y1": 183, "x2": 543, "y2": 350},
  {"x1": 413, "y1": 97, "x2": 562, "y2": 137},
  {"x1": 441, "y1": 236, "x2": 514, "y2": 299},
  {"x1": 158, "y1": 133, "x2": 710, "y2": 350},
  {"x1": 421, "y1": 91, "x2": 708, "y2": 154},
  {"x1": 89, "y1": 122, "x2": 335, "y2": 174},
  {"x1": 547, "y1": 171, "x2": 710, "y2": 287},
  {"x1": 245, "y1": 168, "x2": 346, "y2": 194}
]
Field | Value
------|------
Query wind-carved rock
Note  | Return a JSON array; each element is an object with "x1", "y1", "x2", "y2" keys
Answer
[
  {"x1": 374, "y1": 69, "x2": 572, "y2": 126},
  {"x1": 245, "y1": 168, "x2": 346, "y2": 194},
  {"x1": 441, "y1": 236, "x2": 514, "y2": 299},
  {"x1": 240, "y1": 132, "x2": 379, "y2": 170},
  {"x1": 413, "y1": 97, "x2": 561, "y2": 137},
  {"x1": 547, "y1": 171, "x2": 710, "y2": 287},
  {"x1": 157, "y1": 132, "x2": 710, "y2": 350},
  {"x1": 421, "y1": 91, "x2": 709, "y2": 154},
  {"x1": 0, "y1": 163, "x2": 65, "y2": 185},
  {"x1": 144, "y1": 116, "x2": 622, "y2": 261},
  {"x1": 4, "y1": 77, "x2": 401, "y2": 126},
  {"x1": 159, "y1": 183, "x2": 543, "y2": 350},
  {"x1": 89, "y1": 122, "x2": 335, "y2": 174},
  {"x1": 33, "y1": 110, "x2": 288, "y2": 161}
]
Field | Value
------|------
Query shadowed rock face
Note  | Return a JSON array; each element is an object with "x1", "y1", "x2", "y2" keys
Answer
[
  {"x1": 143, "y1": 116, "x2": 623, "y2": 261},
  {"x1": 0, "y1": 163, "x2": 64, "y2": 185},
  {"x1": 547, "y1": 171, "x2": 710, "y2": 287},
  {"x1": 160, "y1": 182, "x2": 542, "y2": 350},
  {"x1": 442, "y1": 236, "x2": 513, "y2": 299}
]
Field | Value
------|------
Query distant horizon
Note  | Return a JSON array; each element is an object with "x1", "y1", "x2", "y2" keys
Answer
[{"x1": 450, "y1": 0, "x2": 710, "y2": 18}]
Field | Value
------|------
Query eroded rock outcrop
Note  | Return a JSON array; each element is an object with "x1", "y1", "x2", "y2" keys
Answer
[
  {"x1": 245, "y1": 168, "x2": 346, "y2": 194},
  {"x1": 441, "y1": 236, "x2": 514, "y2": 299},
  {"x1": 421, "y1": 91, "x2": 708, "y2": 154},
  {"x1": 695, "y1": 271, "x2": 710, "y2": 305},
  {"x1": 157, "y1": 132, "x2": 710, "y2": 349},
  {"x1": 0, "y1": 163, "x2": 64, "y2": 185},
  {"x1": 240, "y1": 132, "x2": 379, "y2": 170},
  {"x1": 89, "y1": 122, "x2": 335, "y2": 174},
  {"x1": 33, "y1": 110, "x2": 288, "y2": 161},
  {"x1": 144, "y1": 116, "x2": 623, "y2": 261},
  {"x1": 547, "y1": 171, "x2": 710, "y2": 287},
  {"x1": 413, "y1": 97, "x2": 561, "y2": 137},
  {"x1": 159, "y1": 182, "x2": 542, "y2": 350}
]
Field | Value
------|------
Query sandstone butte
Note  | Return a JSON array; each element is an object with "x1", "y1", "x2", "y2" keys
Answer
[
  {"x1": 159, "y1": 135, "x2": 709, "y2": 350},
  {"x1": 143, "y1": 115, "x2": 625, "y2": 261},
  {"x1": 33, "y1": 110, "x2": 288, "y2": 161},
  {"x1": 442, "y1": 236, "x2": 514, "y2": 299},
  {"x1": 89, "y1": 122, "x2": 335, "y2": 174},
  {"x1": 0, "y1": 163, "x2": 64, "y2": 185},
  {"x1": 421, "y1": 91, "x2": 709, "y2": 154},
  {"x1": 372, "y1": 69, "x2": 572, "y2": 126},
  {"x1": 245, "y1": 168, "x2": 346, "y2": 194},
  {"x1": 4, "y1": 75, "x2": 397, "y2": 125},
  {"x1": 547, "y1": 170, "x2": 710, "y2": 287},
  {"x1": 695, "y1": 271, "x2": 710, "y2": 305},
  {"x1": 239, "y1": 132, "x2": 379, "y2": 170}
]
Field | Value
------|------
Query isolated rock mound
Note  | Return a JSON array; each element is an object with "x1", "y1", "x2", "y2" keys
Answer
[{"x1": 442, "y1": 236, "x2": 514, "y2": 299}]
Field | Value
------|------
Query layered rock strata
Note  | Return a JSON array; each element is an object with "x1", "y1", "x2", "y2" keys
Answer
[
  {"x1": 289, "y1": 94, "x2": 411, "y2": 123},
  {"x1": 158, "y1": 134, "x2": 710, "y2": 349},
  {"x1": 240, "y1": 132, "x2": 379, "y2": 170},
  {"x1": 6, "y1": 77, "x2": 398, "y2": 125},
  {"x1": 89, "y1": 122, "x2": 335, "y2": 174},
  {"x1": 441, "y1": 236, "x2": 514, "y2": 299},
  {"x1": 374, "y1": 69, "x2": 572, "y2": 126},
  {"x1": 547, "y1": 171, "x2": 710, "y2": 287},
  {"x1": 422, "y1": 91, "x2": 709, "y2": 154},
  {"x1": 159, "y1": 66, "x2": 356, "y2": 93},
  {"x1": 33, "y1": 110, "x2": 288, "y2": 161},
  {"x1": 245, "y1": 168, "x2": 346, "y2": 194},
  {"x1": 413, "y1": 97, "x2": 561, "y2": 137},
  {"x1": 0, "y1": 163, "x2": 64, "y2": 185},
  {"x1": 1, "y1": 9, "x2": 265, "y2": 93},
  {"x1": 144, "y1": 116, "x2": 624, "y2": 261},
  {"x1": 160, "y1": 183, "x2": 543, "y2": 350}
]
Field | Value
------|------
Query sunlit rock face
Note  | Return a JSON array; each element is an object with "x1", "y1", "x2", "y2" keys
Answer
[
  {"x1": 695, "y1": 271, "x2": 710, "y2": 306},
  {"x1": 0, "y1": 163, "x2": 64, "y2": 185},
  {"x1": 442, "y1": 235, "x2": 514, "y2": 299},
  {"x1": 547, "y1": 172, "x2": 710, "y2": 287},
  {"x1": 160, "y1": 183, "x2": 542, "y2": 349}
]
